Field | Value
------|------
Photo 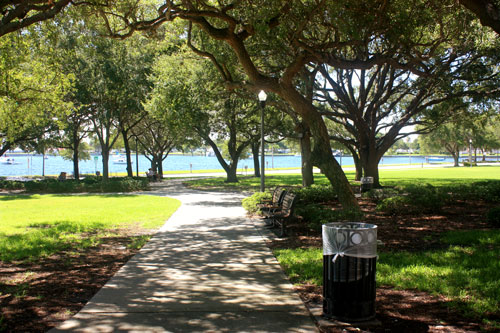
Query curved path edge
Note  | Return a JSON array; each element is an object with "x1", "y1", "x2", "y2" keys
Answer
[{"x1": 51, "y1": 179, "x2": 318, "y2": 332}]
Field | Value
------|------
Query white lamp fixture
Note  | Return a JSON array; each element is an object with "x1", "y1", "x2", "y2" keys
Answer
[
  {"x1": 258, "y1": 90, "x2": 267, "y2": 106},
  {"x1": 258, "y1": 90, "x2": 267, "y2": 101}
]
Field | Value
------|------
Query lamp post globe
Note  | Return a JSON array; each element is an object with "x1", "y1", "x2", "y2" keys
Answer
[{"x1": 258, "y1": 90, "x2": 267, "y2": 105}]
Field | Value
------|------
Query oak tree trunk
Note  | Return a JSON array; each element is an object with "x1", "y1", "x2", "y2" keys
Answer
[
  {"x1": 252, "y1": 142, "x2": 260, "y2": 177},
  {"x1": 280, "y1": 86, "x2": 359, "y2": 210},
  {"x1": 300, "y1": 129, "x2": 314, "y2": 187},
  {"x1": 121, "y1": 129, "x2": 133, "y2": 177}
]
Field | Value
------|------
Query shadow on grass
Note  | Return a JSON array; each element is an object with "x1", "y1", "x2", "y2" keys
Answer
[{"x1": 0, "y1": 194, "x2": 39, "y2": 201}]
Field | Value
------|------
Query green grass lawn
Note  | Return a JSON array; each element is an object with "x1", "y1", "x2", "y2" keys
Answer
[
  {"x1": 185, "y1": 166, "x2": 500, "y2": 191},
  {"x1": 379, "y1": 165, "x2": 500, "y2": 186},
  {"x1": 0, "y1": 194, "x2": 180, "y2": 262},
  {"x1": 234, "y1": 166, "x2": 500, "y2": 327},
  {"x1": 274, "y1": 229, "x2": 500, "y2": 324}
]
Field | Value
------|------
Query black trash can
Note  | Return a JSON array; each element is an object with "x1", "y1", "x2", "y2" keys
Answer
[
  {"x1": 322, "y1": 222, "x2": 377, "y2": 322},
  {"x1": 360, "y1": 177, "x2": 374, "y2": 193}
]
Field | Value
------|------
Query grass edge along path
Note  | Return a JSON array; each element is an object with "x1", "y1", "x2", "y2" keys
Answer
[{"x1": 0, "y1": 194, "x2": 181, "y2": 262}]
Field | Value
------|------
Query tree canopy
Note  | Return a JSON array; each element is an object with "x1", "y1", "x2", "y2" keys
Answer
[{"x1": 0, "y1": 0, "x2": 499, "y2": 209}]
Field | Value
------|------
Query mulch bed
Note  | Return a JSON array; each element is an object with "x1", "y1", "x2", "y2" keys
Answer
[
  {"x1": 0, "y1": 236, "x2": 141, "y2": 332},
  {"x1": 0, "y1": 198, "x2": 498, "y2": 332},
  {"x1": 268, "y1": 198, "x2": 499, "y2": 332}
]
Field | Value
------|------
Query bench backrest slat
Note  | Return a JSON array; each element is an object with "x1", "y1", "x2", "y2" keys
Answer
[
  {"x1": 280, "y1": 193, "x2": 297, "y2": 217},
  {"x1": 272, "y1": 187, "x2": 287, "y2": 205}
]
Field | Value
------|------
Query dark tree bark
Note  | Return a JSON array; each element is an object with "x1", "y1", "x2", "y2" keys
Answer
[
  {"x1": 298, "y1": 124, "x2": 314, "y2": 187},
  {"x1": 101, "y1": 148, "x2": 110, "y2": 179},
  {"x1": 121, "y1": 128, "x2": 133, "y2": 177},
  {"x1": 345, "y1": 146, "x2": 363, "y2": 181},
  {"x1": 280, "y1": 86, "x2": 358, "y2": 209},
  {"x1": 459, "y1": 0, "x2": 500, "y2": 34},
  {"x1": 251, "y1": 141, "x2": 260, "y2": 177},
  {"x1": 0, "y1": 142, "x2": 12, "y2": 158},
  {"x1": 204, "y1": 135, "x2": 247, "y2": 183},
  {"x1": 0, "y1": 0, "x2": 72, "y2": 37},
  {"x1": 444, "y1": 142, "x2": 461, "y2": 167},
  {"x1": 72, "y1": 137, "x2": 80, "y2": 179}
]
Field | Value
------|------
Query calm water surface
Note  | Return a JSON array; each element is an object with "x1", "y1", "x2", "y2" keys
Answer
[{"x1": 1, "y1": 153, "x2": 495, "y2": 177}]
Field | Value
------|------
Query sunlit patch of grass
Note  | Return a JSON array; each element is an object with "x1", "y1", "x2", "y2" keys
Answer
[
  {"x1": 184, "y1": 166, "x2": 500, "y2": 191},
  {"x1": 378, "y1": 230, "x2": 500, "y2": 320},
  {"x1": 184, "y1": 174, "x2": 340, "y2": 191},
  {"x1": 273, "y1": 248, "x2": 323, "y2": 285},
  {"x1": 0, "y1": 194, "x2": 180, "y2": 261},
  {"x1": 127, "y1": 235, "x2": 152, "y2": 250},
  {"x1": 379, "y1": 166, "x2": 500, "y2": 187},
  {"x1": 272, "y1": 230, "x2": 500, "y2": 325}
]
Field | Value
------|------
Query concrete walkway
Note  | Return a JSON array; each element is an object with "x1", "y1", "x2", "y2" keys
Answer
[{"x1": 51, "y1": 179, "x2": 317, "y2": 332}]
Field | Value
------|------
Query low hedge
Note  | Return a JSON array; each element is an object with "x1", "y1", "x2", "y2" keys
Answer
[
  {"x1": 0, "y1": 179, "x2": 25, "y2": 190},
  {"x1": 487, "y1": 207, "x2": 500, "y2": 227},
  {"x1": 241, "y1": 192, "x2": 272, "y2": 215},
  {"x1": 1, "y1": 177, "x2": 150, "y2": 193}
]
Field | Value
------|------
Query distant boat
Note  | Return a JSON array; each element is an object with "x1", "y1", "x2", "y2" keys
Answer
[
  {"x1": 427, "y1": 157, "x2": 445, "y2": 163},
  {"x1": 0, "y1": 157, "x2": 16, "y2": 164},
  {"x1": 113, "y1": 157, "x2": 131, "y2": 164}
]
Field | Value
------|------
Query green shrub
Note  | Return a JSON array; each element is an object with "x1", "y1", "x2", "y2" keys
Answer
[
  {"x1": 472, "y1": 181, "x2": 500, "y2": 202},
  {"x1": 296, "y1": 204, "x2": 337, "y2": 227},
  {"x1": 295, "y1": 204, "x2": 364, "y2": 230},
  {"x1": 376, "y1": 196, "x2": 409, "y2": 214},
  {"x1": 0, "y1": 179, "x2": 24, "y2": 190},
  {"x1": 292, "y1": 185, "x2": 337, "y2": 203},
  {"x1": 445, "y1": 181, "x2": 500, "y2": 202},
  {"x1": 362, "y1": 188, "x2": 399, "y2": 201},
  {"x1": 82, "y1": 176, "x2": 100, "y2": 185},
  {"x1": 22, "y1": 177, "x2": 149, "y2": 194},
  {"x1": 402, "y1": 184, "x2": 450, "y2": 213},
  {"x1": 487, "y1": 207, "x2": 500, "y2": 226},
  {"x1": 242, "y1": 192, "x2": 271, "y2": 215},
  {"x1": 96, "y1": 177, "x2": 149, "y2": 192}
]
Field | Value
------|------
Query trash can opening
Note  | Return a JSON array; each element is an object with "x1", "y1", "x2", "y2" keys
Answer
[
  {"x1": 322, "y1": 222, "x2": 378, "y2": 322},
  {"x1": 322, "y1": 222, "x2": 377, "y2": 261}
]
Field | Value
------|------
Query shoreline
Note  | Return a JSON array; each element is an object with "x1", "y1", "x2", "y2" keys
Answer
[{"x1": 4, "y1": 162, "x2": 500, "y2": 180}]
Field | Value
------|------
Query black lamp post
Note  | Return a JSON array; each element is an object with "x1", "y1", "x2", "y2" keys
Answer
[
  {"x1": 258, "y1": 90, "x2": 267, "y2": 192},
  {"x1": 135, "y1": 136, "x2": 139, "y2": 177},
  {"x1": 469, "y1": 139, "x2": 473, "y2": 168}
]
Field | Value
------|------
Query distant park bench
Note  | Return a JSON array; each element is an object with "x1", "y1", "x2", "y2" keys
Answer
[{"x1": 262, "y1": 192, "x2": 297, "y2": 237}]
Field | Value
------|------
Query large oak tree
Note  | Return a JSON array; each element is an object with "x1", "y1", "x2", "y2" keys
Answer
[{"x1": 91, "y1": 0, "x2": 496, "y2": 210}]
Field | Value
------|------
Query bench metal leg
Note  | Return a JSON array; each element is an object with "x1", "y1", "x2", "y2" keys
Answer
[{"x1": 278, "y1": 219, "x2": 287, "y2": 237}]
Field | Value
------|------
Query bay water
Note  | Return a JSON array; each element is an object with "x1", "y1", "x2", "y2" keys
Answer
[{"x1": 1, "y1": 153, "x2": 485, "y2": 178}]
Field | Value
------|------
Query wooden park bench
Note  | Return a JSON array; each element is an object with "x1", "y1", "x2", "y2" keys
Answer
[
  {"x1": 263, "y1": 192, "x2": 297, "y2": 237},
  {"x1": 258, "y1": 187, "x2": 287, "y2": 214}
]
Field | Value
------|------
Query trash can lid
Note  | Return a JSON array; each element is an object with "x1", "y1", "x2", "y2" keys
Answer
[
  {"x1": 322, "y1": 222, "x2": 377, "y2": 261},
  {"x1": 360, "y1": 177, "x2": 374, "y2": 183}
]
